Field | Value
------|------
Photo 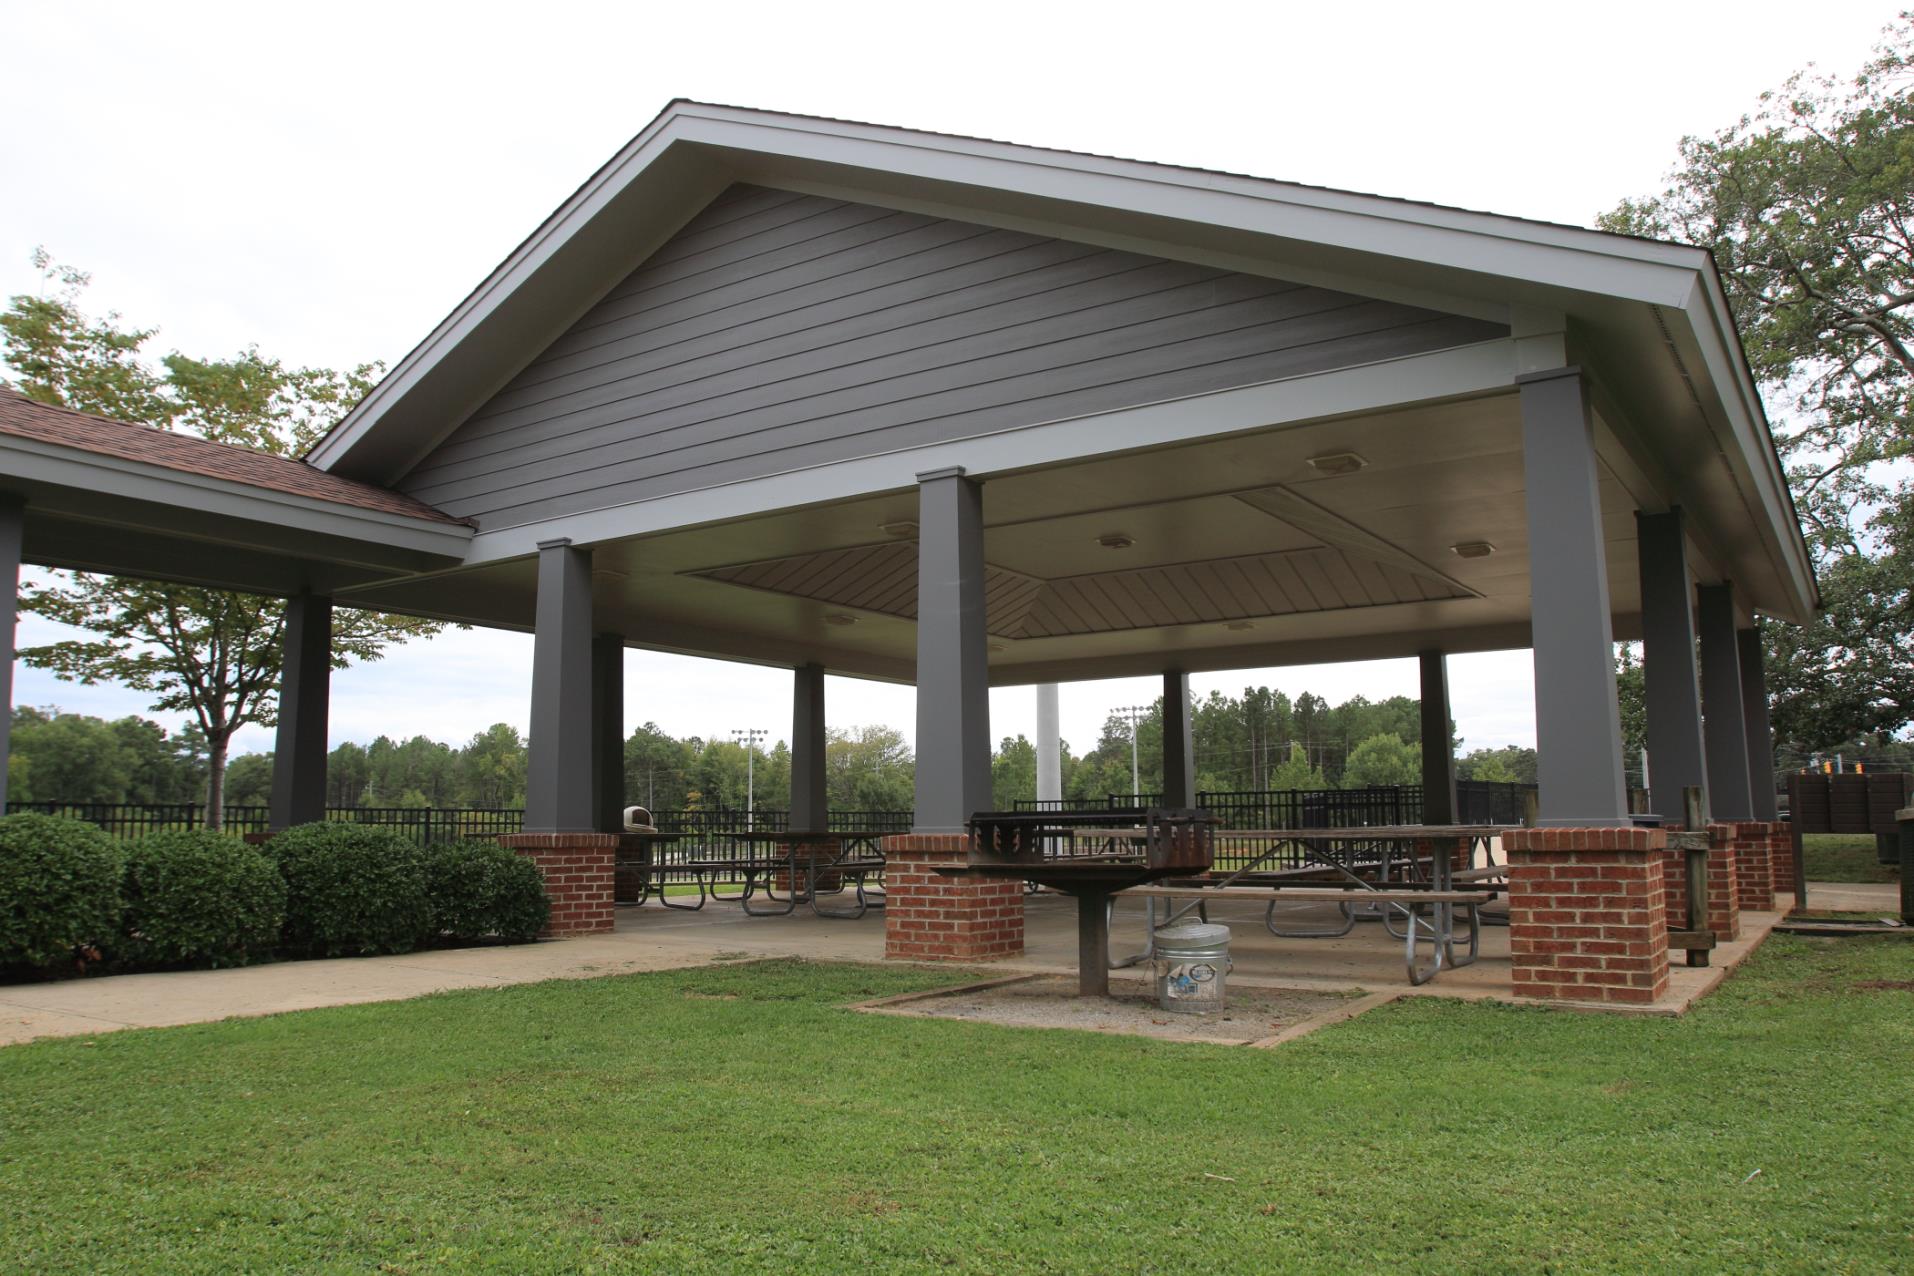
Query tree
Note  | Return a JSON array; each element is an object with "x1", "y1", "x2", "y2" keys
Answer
[
  {"x1": 824, "y1": 725, "x2": 913, "y2": 810},
  {"x1": 1457, "y1": 746, "x2": 1538, "y2": 785},
  {"x1": 991, "y1": 734, "x2": 1037, "y2": 807},
  {"x1": 1601, "y1": 19, "x2": 1914, "y2": 747},
  {"x1": 3, "y1": 254, "x2": 446, "y2": 826},
  {"x1": 1614, "y1": 645, "x2": 1648, "y2": 788},
  {"x1": 1265, "y1": 742, "x2": 1327, "y2": 792},
  {"x1": 460, "y1": 725, "x2": 527, "y2": 808},
  {"x1": 1341, "y1": 733, "x2": 1420, "y2": 788}
]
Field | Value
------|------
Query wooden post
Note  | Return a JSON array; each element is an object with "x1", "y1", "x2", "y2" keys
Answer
[
  {"x1": 1899, "y1": 808, "x2": 1913, "y2": 926},
  {"x1": 1681, "y1": 784, "x2": 1706, "y2": 832}
]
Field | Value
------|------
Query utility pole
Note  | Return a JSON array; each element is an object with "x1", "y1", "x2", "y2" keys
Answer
[
  {"x1": 731, "y1": 727, "x2": 768, "y2": 830},
  {"x1": 1118, "y1": 704, "x2": 1150, "y2": 801}
]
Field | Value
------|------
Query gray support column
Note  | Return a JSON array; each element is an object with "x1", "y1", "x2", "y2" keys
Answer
[
  {"x1": 268, "y1": 590, "x2": 333, "y2": 830},
  {"x1": 591, "y1": 632, "x2": 624, "y2": 833},
  {"x1": 791, "y1": 662, "x2": 827, "y2": 830},
  {"x1": 0, "y1": 494, "x2": 22, "y2": 810},
  {"x1": 1698, "y1": 584, "x2": 1754, "y2": 820},
  {"x1": 1636, "y1": 509, "x2": 1710, "y2": 820},
  {"x1": 913, "y1": 467, "x2": 990, "y2": 833},
  {"x1": 1738, "y1": 626, "x2": 1778, "y2": 821},
  {"x1": 1162, "y1": 671, "x2": 1195, "y2": 808},
  {"x1": 1035, "y1": 683, "x2": 1062, "y2": 804},
  {"x1": 1418, "y1": 649, "x2": 1457, "y2": 824},
  {"x1": 526, "y1": 538, "x2": 596, "y2": 832},
  {"x1": 1517, "y1": 367, "x2": 1629, "y2": 825}
]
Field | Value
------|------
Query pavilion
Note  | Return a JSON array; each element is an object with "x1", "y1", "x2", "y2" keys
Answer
[{"x1": 0, "y1": 103, "x2": 1816, "y2": 1002}]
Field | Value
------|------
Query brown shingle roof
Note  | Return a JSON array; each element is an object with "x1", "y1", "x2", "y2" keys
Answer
[{"x1": 0, "y1": 387, "x2": 468, "y2": 526}]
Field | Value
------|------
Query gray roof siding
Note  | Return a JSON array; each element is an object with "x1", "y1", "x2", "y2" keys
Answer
[{"x1": 399, "y1": 185, "x2": 1507, "y2": 528}]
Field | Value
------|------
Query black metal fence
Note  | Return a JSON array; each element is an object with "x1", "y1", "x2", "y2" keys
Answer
[
  {"x1": 1013, "y1": 781, "x2": 1533, "y2": 829},
  {"x1": 4, "y1": 801, "x2": 913, "y2": 848}
]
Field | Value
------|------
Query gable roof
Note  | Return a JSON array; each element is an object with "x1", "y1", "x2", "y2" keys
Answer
[
  {"x1": 0, "y1": 387, "x2": 465, "y2": 526},
  {"x1": 303, "y1": 101, "x2": 1815, "y2": 621}
]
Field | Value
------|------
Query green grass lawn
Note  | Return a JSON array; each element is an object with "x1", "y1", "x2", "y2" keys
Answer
[
  {"x1": 3, "y1": 942, "x2": 1911, "y2": 1274},
  {"x1": 1801, "y1": 833, "x2": 1902, "y2": 883}
]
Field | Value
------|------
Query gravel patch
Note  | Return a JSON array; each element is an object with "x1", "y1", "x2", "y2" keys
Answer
[{"x1": 873, "y1": 974, "x2": 1359, "y2": 1043}]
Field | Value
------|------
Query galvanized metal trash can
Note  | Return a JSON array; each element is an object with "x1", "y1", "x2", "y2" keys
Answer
[{"x1": 1152, "y1": 922, "x2": 1232, "y2": 1014}]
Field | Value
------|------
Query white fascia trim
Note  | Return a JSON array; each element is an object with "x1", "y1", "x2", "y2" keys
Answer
[
  {"x1": 311, "y1": 102, "x2": 1715, "y2": 476},
  {"x1": 456, "y1": 339, "x2": 1519, "y2": 567},
  {"x1": 1, "y1": 435, "x2": 473, "y2": 560},
  {"x1": 683, "y1": 109, "x2": 1708, "y2": 305},
  {"x1": 1675, "y1": 279, "x2": 1819, "y2": 618},
  {"x1": 306, "y1": 108, "x2": 688, "y2": 473}
]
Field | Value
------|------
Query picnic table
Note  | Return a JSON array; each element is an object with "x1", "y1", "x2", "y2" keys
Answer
[
  {"x1": 613, "y1": 831, "x2": 688, "y2": 905},
  {"x1": 1106, "y1": 823, "x2": 1512, "y2": 985},
  {"x1": 718, "y1": 830, "x2": 887, "y2": 919}
]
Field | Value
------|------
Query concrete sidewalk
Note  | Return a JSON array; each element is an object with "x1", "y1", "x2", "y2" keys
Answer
[{"x1": 2, "y1": 880, "x2": 1883, "y2": 1047}]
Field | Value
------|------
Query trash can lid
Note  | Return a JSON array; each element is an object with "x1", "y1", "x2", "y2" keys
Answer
[{"x1": 1153, "y1": 923, "x2": 1230, "y2": 946}]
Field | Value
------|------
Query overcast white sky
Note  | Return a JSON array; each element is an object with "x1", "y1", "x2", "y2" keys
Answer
[{"x1": 1, "y1": 1, "x2": 1894, "y2": 763}]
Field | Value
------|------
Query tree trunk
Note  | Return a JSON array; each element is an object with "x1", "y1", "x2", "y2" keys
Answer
[{"x1": 204, "y1": 733, "x2": 231, "y2": 830}]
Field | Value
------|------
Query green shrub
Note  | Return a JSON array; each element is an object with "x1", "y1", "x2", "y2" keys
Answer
[
  {"x1": 267, "y1": 823, "x2": 432, "y2": 957},
  {"x1": 424, "y1": 840, "x2": 549, "y2": 943},
  {"x1": 120, "y1": 830, "x2": 285, "y2": 967},
  {"x1": 0, "y1": 812, "x2": 123, "y2": 969}
]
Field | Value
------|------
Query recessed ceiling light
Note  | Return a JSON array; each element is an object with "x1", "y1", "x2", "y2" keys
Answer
[
  {"x1": 823, "y1": 613, "x2": 858, "y2": 626},
  {"x1": 1096, "y1": 533, "x2": 1135, "y2": 550},
  {"x1": 1305, "y1": 451, "x2": 1367, "y2": 476},
  {"x1": 1450, "y1": 541, "x2": 1496, "y2": 559},
  {"x1": 879, "y1": 519, "x2": 918, "y2": 538},
  {"x1": 988, "y1": 642, "x2": 1007, "y2": 653},
  {"x1": 1225, "y1": 620, "x2": 1255, "y2": 632},
  {"x1": 591, "y1": 567, "x2": 628, "y2": 580}
]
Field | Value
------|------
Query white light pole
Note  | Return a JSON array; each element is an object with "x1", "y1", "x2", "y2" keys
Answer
[
  {"x1": 1118, "y1": 704, "x2": 1150, "y2": 801},
  {"x1": 731, "y1": 727, "x2": 768, "y2": 830}
]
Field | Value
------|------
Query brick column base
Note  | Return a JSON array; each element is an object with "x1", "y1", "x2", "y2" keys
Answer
[
  {"x1": 500, "y1": 832, "x2": 636, "y2": 937},
  {"x1": 1661, "y1": 826, "x2": 1741, "y2": 942},
  {"x1": 1728, "y1": 821, "x2": 1776, "y2": 913},
  {"x1": 882, "y1": 835, "x2": 1023, "y2": 961},
  {"x1": 1769, "y1": 821, "x2": 1798, "y2": 901},
  {"x1": 1506, "y1": 827, "x2": 1670, "y2": 1005}
]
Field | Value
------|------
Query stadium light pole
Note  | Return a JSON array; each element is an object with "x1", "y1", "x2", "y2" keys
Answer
[{"x1": 731, "y1": 727, "x2": 768, "y2": 830}]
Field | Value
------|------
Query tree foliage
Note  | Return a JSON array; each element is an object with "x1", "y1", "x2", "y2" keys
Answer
[
  {"x1": 2, "y1": 253, "x2": 446, "y2": 824},
  {"x1": 1602, "y1": 18, "x2": 1914, "y2": 748}
]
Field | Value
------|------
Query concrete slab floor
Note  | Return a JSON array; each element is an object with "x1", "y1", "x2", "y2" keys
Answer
[{"x1": 0, "y1": 882, "x2": 1831, "y2": 1047}]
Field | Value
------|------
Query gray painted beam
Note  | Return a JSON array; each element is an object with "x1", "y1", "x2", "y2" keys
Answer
[
  {"x1": 1636, "y1": 509, "x2": 1710, "y2": 821},
  {"x1": 1162, "y1": 671, "x2": 1195, "y2": 808},
  {"x1": 1418, "y1": 649, "x2": 1457, "y2": 825},
  {"x1": 913, "y1": 467, "x2": 990, "y2": 833},
  {"x1": 1738, "y1": 626, "x2": 1778, "y2": 821},
  {"x1": 791, "y1": 662, "x2": 827, "y2": 830},
  {"x1": 269, "y1": 591, "x2": 333, "y2": 830},
  {"x1": 1035, "y1": 683, "x2": 1061, "y2": 803},
  {"x1": 1698, "y1": 583, "x2": 1755, "y2": 820},
  {"x1": 592, "y1": 632, "x2": 625, "y2": 833},
  {"x1": 0, "y1": 494, "x2": 21, "y2": 809},
  {"x1": 526, "y1": 539, "x2": 596, "y2": 832},
  {"x1": 1517, "y1": 367, "x2": 1628, "y2": 825}
]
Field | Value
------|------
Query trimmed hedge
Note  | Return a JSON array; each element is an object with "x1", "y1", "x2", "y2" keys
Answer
[
  {"x1": 0, "y1": 812, "x2": 123, "y2": 968},
  {"x1": 268, "y1": 822, "x2": 433, "y2": 957},
  {"x1": 120, "y1": 830, "x2": 285, "y2": 968},
  {"x1": 425, "y1": 840, "x2": 550, "y2": 943}
]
